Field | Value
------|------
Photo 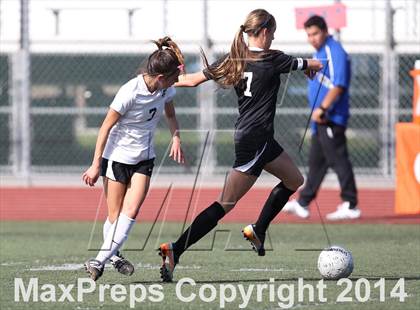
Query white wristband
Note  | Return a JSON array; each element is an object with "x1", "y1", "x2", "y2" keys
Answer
[{"x1": 296, "y1": 58, "x2": 304, "y2": 70}]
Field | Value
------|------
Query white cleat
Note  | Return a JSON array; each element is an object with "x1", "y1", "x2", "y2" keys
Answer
[
  {"x1": 326, "y1": 202, "x2": 361, "y2": 220},
  {"x1": 283, "y1": 199, "x2": 310, "y2": 219}
]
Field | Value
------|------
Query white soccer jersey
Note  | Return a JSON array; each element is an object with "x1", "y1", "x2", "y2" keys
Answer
[{"x1": 102, "y1": 74, "x2": 176, "y2": 164}]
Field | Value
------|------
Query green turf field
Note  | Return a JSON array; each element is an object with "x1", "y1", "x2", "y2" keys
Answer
[{"x1": 1, "y1": 222, "x2": 419, "y2": 309}]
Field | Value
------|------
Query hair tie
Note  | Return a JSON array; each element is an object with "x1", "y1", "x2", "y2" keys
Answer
[
  {"x1": 240, "y1": 25, "x2": 245, "y2": 32},
  {"x1": 260, "y1": 15, "x2": 271, "y2": 29}
]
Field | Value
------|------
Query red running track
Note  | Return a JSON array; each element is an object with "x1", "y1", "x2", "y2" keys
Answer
[{"x1": 1, "y1": 187, "x2": 419, "y2": 224}]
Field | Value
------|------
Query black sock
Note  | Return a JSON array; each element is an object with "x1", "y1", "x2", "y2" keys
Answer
[
  {"x1": 173, "y1": 201, "x2": 225, "y2": 258},
  {"x1": 254, "y1": 183, "x2": 295, "y2": 236}
]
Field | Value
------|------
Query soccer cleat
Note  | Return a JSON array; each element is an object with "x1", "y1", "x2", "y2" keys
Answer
[
  {"x1": 326, "y1": 202, "x2": 361, "y2": 220},
  {"x1": 242, "y1": 224, "x2": 265, "y2": 256},
  {"x1": 282, "y1": 199, "x2": 310, "y2": 218},
  {"x1": 84, "y1": 259, "x2": 104, "y2": 281},
  {"x1": 158, "y1": 243, "x2": 178, "y2": 282},
  {"x1": 110, "y1": 251, "x2": 134, "y2": 276}
]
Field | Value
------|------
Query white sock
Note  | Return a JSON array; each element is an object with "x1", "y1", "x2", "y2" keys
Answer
[
  {"x1": 103, "y1": 218, "x2": 112, "y2": 241},
  {"x1": 95, "y1": 213, "x2": 135, "y2": 265},
  {"x1": 102, "y1": 218, "x2": 119, "y2": 261}
]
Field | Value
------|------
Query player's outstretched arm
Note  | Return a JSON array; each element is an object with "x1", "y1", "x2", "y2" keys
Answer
[
  {"x1": 304, "y1": 59, "x2": 323, "y2": 79},
  {"x1": 175, "y1": 72, "x2": 208, "y2": 87},
  {"x1": 82, "y1": 109, "x2": 121, "y2": 186},
  {"x1": 307, "y1": 59, "x2": 323, "y2": 71},
  {"x1": 165, "y1": 101, "x2": 185, "y2": 164}
]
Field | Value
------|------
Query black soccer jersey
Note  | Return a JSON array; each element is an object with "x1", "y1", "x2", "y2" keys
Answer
[{"x1": 203, "y1": 50, "x2": 306, "y2": 141}]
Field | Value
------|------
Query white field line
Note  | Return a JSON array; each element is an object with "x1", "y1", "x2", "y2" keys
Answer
[
  {"x1": 29, "y1": 263, "x2": 84, "y2": 271},
  {"x1": 1, "y1": 262, "x2": 25, "y2": 266},
  {"x1": 230, "y1": 268, "x2": 297, "y2": 272},
  {"x1": 27, "y1": 262, "x2": 201, "y2": 271},
  {"x1": 136, "y1": 262, "x2": 201, "y2": 270}
]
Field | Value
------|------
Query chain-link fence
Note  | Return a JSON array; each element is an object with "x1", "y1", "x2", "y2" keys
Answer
[
  {"x1": 0, "y1": 0, "x2": 419, "y2": 181},
  {"x1": 0, "y1": 51, "x2": 418, "y2": 177}
]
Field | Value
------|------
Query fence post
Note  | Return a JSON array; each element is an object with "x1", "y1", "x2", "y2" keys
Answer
[
  {"x1": 11, "y1": 0, "x2": 31, "y2": 183},
  {"x1": 389, "y1": 52, "x2": 398, "y2": 179},
  {"x1": 11, "y1": 54, "x2": 21, "y2": 177},
  {"x1": 381, "y1": 0, "x2": 397, "y2": 178},
  {"x1": 198, "y1": 0, "x2": 216, "y2": 175}
]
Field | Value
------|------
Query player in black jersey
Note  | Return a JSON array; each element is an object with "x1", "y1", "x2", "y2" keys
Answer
[{"x1": 158, "y1": 9, "x2": 323, "y2": 282}]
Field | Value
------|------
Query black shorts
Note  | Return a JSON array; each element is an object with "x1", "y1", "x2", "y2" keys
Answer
[
  {"x1": 233, "y1": 136, "x2": 283, "y2": 177},
  {"x1": 100, "y1": 158, "x2": 155, "y2": 184}
]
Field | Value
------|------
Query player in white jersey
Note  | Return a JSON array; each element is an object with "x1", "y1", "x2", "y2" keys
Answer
[{"x1": 82, "y1": 37, "x2": 185, "y2": 281}]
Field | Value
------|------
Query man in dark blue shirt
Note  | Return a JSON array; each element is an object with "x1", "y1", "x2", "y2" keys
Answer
[{"x1": 284, "y1": 15, "x2": 360, "y2": 220}]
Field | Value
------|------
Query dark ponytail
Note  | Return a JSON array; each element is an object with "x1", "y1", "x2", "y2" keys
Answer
[{"x1": 139, "y1": 36, "x2": 185, "y2": 76}]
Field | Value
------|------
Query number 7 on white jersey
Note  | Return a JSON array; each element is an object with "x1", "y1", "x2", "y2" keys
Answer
[{"x1": 243, "y1": 72, "x2": 253, "y2": 97}]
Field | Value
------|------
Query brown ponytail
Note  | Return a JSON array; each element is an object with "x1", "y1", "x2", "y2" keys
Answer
[
  {"x1": 202, "y1": 9, "x2": 276, "y2": 87},
  {"x1": 152, "y1": 36, "x2": 185, "y2": 68},
  {"x1": 140, "y1": 36, "x2": 185, "y2": 76}
]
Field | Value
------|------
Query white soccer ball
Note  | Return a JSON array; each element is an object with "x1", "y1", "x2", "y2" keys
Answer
[{"x1": 317, "y1": 246, "x2": 353, "y2": 280}]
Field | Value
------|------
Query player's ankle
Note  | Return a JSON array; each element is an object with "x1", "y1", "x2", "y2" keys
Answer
[{"x1": 297, "y1": 199, "x2": 309, "y2": 208}]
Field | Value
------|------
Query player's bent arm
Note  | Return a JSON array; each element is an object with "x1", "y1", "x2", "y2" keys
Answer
[
  {"x1": 91, "y1": 108, "x2": 121, "y2": 168},
  {"x1": 164, "y1": 101, "x2": 185, "y2": 163},
  {"x1": 164, "y1": 101, "x2": 180, "y2": 138},
  {"x1": 175, "y1": 72, "x2": 208, "y2": 87},
  {"x1": 82, "y1": 108, "x2": 120, "y2": 186}
]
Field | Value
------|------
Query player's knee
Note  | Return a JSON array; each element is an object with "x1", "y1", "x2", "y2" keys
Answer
[
  {"x1": 285, "y1": 173, "x2": 304, "y2": 191},
  {"x1": 296, "y1": 173, "x2": 304, "y2": 188},
  {"x1": 121, "y1": 204, "x2": 141, "y2": 219},
  {"x1": 108, "y1": 211, "x2": 119, "y2": 223}
]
